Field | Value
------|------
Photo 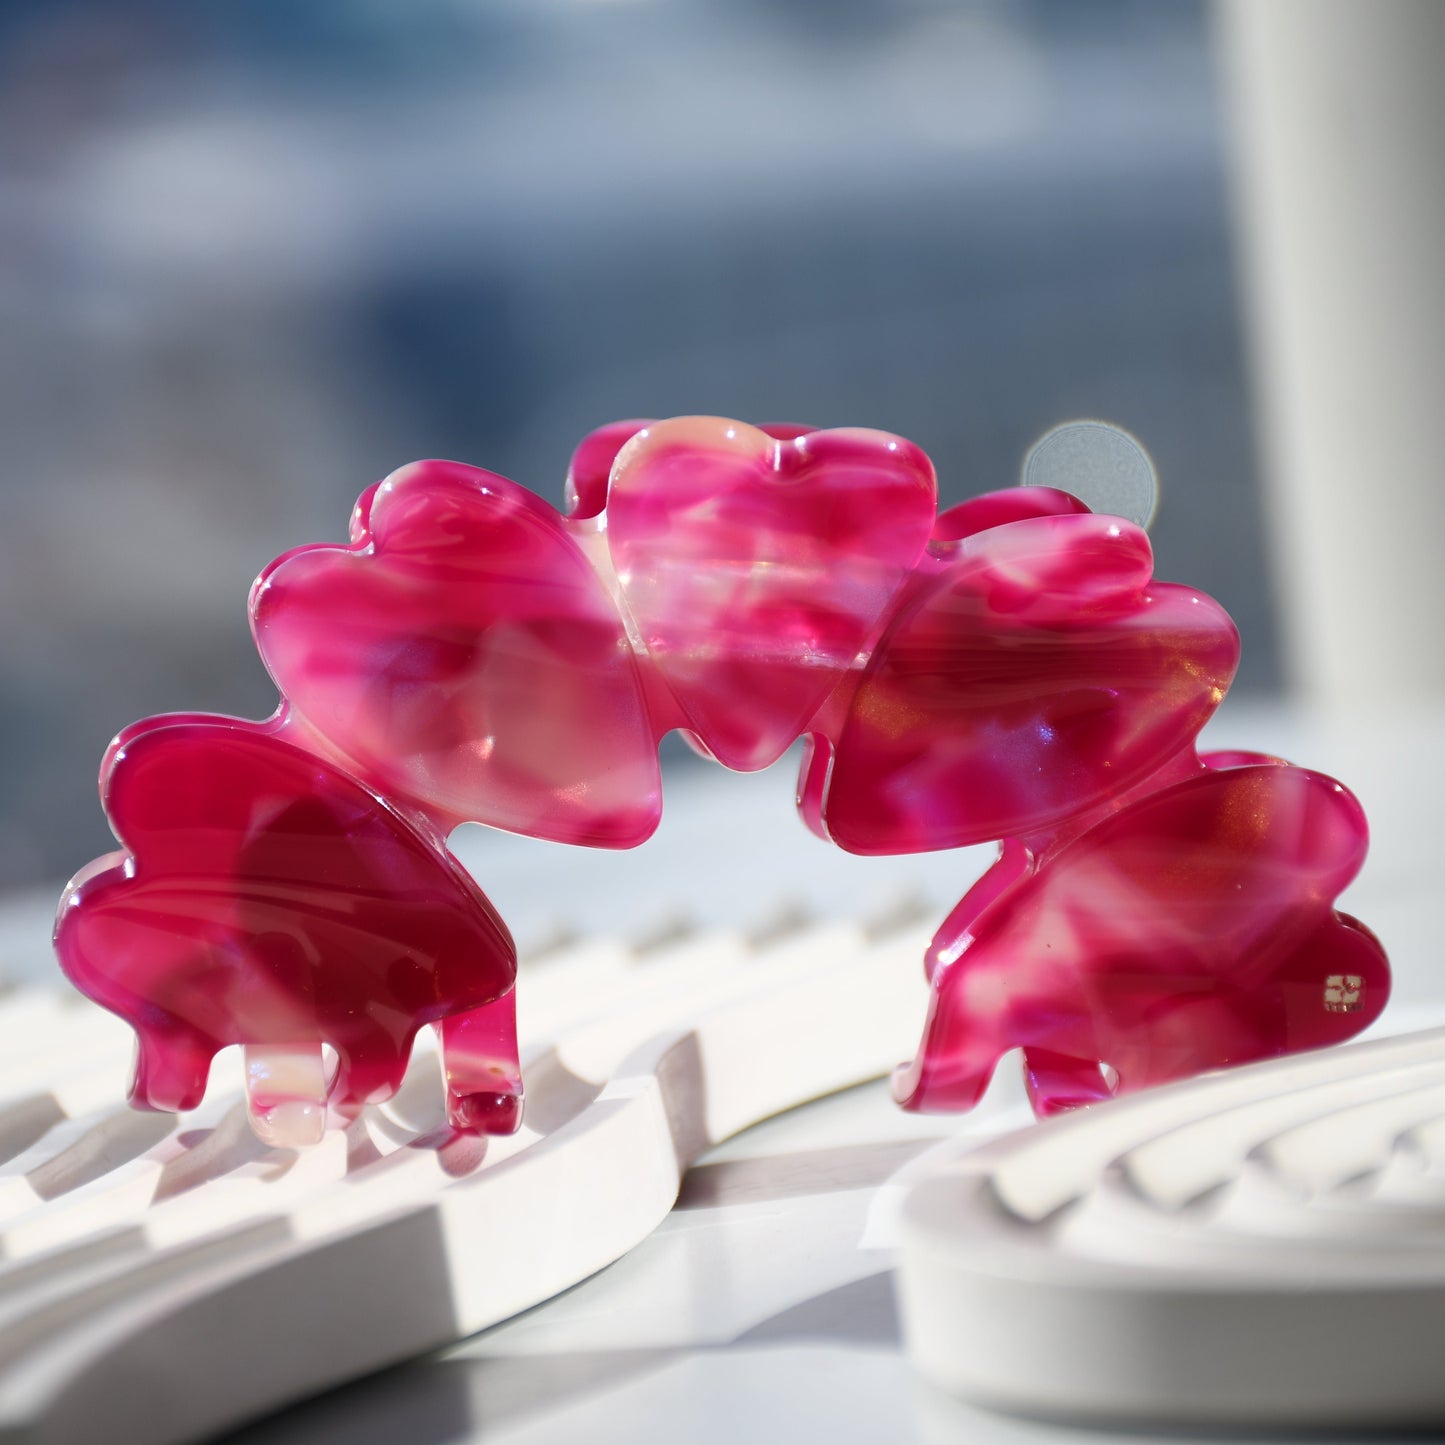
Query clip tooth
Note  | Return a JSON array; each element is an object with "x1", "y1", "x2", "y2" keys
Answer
[
  {"x1": 440, "y1": 992, "x2": 523, "y2": 1137},
  {"x1": 244, "y1": 1043, "x2": 328, "y2": 1148}
]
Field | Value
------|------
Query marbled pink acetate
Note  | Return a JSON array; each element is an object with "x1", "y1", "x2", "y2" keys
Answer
[
  {"x1": 253, "y1": 460, "x2": 662, "y2": 849},
  {"x1": 894, "y1": 754, "x2": 1387, "y2": 1115},
  {"x1": 54, "y1": 415, "x2": 1389, "y2": 1140},
  {"x1": 54, "y1": 713, "x2": 521, "y2": 1132},
  {"x1": 801, "y1": 510, "x2": 1241, "y2": 853},
  {"x1": 606, "y1": 419, "x2": 938, "y2": 771}
]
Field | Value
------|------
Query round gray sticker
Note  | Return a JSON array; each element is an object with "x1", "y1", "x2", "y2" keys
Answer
[{"x1": 1021, "y1": 420, "x2": 1158, "y2": 529}]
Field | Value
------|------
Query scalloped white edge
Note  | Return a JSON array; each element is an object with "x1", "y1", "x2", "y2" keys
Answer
[{"x1": 897, "y1": 1025, "x2": 1445, "y2": 1428}]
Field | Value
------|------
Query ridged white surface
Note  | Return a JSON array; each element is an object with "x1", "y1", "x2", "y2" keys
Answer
[
  {"x1": 0, "y1": 916, "x2": 928, "y2": 1444},
  {"x1": 899, "y1": 1023, "x2": 1445, "y2": 1428}
]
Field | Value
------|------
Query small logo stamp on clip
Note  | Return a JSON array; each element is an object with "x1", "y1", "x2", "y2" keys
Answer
[{"x1": 1323, "y1": 974, "x2": 1364, "y2": 1012}]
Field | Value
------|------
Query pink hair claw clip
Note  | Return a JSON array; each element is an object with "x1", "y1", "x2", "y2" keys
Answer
[{"x1": 53, "y1": 417, "x2": 1388, "y2": 1144}]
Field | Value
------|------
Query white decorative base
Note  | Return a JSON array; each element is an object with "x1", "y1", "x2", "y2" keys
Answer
[
  {"x1": 0, "y1": 917, "x2": 928, "y2": 1444},
  {"x1": 898, "y1": 1023, "x2": 1445, "y2": 1428}
]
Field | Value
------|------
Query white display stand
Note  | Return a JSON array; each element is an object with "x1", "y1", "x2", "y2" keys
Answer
[
  {"x1": 899, "y1": 1022, "x2": 1445, "y2": 1428},
  {"x1": 0, "y1": 917, "x2": 929, "y2": 1444},
  {"x1": 0, "y1": 704, "x2": 1437, "y2": 1442}
]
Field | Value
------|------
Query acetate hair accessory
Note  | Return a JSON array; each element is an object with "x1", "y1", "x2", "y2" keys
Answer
[{"x1": 54, "y1": 418, "x2": 1389, "y2": 1144}]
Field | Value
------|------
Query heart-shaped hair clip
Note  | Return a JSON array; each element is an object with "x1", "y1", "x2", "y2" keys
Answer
[{"x1": 54, "y1": 418, "x2": 1388, "y2": 1145}]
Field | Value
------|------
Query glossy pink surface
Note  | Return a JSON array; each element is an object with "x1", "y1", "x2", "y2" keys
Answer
[
  {"x1": 564, "y1": 417, "x2": 656, "y2": 520},
  {"x1": 253, "y1": 460, "x2": 662, "y2": 848},
  {"x1": 54, "y1": 714, "x2": 519, "y2": 1125},
  {"x1": 931, "y1": 485, "x2": 1090, "y2": 542},
  {"x1": 894, "y1": 755, "x2": 1389, "y2": 1115},
  {"x1": 564, "y1": 418, "x2": 820, "y2": 522},
  {"x1": 801, "y1": 509, "x2": 1241, "y2": 853},
  {"x1": 54, "y1": 414, "x2": 1390, "y2": 1139},
  {"x1": 606, "y1": 418, "x2": 937, "y2": 770}
]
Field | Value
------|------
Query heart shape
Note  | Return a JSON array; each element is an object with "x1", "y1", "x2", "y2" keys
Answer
[
  {"x1": 54, "y1": 714, "x2": 516, "y2": 1113},
  {"x1": 808, "y1": 510, "x2": 1241, "y2": 852},
  {"x1": 895, "y1": 757, "x2": 1389, "y2": 1114},
  {"x1": 605, "y1": 417, "x2": 937, "y2": 771},
  {"x1": 564, "y1": 419, "x2": 820, "y2": 520},
  {"x1": 252, "y1": 460, "x2": 662, "y2": 847}
]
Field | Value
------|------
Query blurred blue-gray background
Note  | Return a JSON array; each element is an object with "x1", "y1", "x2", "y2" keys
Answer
[{"x1": 0, "y1": 0, "x2": 1271, "y2": 890}]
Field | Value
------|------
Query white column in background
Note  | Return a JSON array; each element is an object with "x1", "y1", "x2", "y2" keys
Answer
[{"x1": 1216, "y1": 0, "x2": 1445, "y2": 704}]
